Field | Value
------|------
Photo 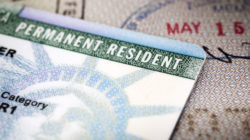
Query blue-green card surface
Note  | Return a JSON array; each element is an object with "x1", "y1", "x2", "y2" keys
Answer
[{"x1": 0, "y1": 2, "x2": 205, "y2": 140}]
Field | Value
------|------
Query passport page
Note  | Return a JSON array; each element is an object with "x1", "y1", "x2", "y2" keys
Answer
[{"x1": 82, "y1": 0, "x2": 249, "y2": 139}]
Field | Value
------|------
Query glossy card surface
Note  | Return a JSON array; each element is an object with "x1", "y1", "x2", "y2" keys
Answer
[{"x1": 0, "y1": 2, "x2": 205, "y2": 140}]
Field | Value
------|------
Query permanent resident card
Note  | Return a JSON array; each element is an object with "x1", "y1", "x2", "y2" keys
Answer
[{"x1": 0, "y1": 2, "x2": 205, "y2": 140}]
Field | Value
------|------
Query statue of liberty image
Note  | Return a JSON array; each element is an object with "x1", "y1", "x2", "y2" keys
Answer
[{"x1": 0, "y1": 42, "x2": 180, "y2": 140}]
